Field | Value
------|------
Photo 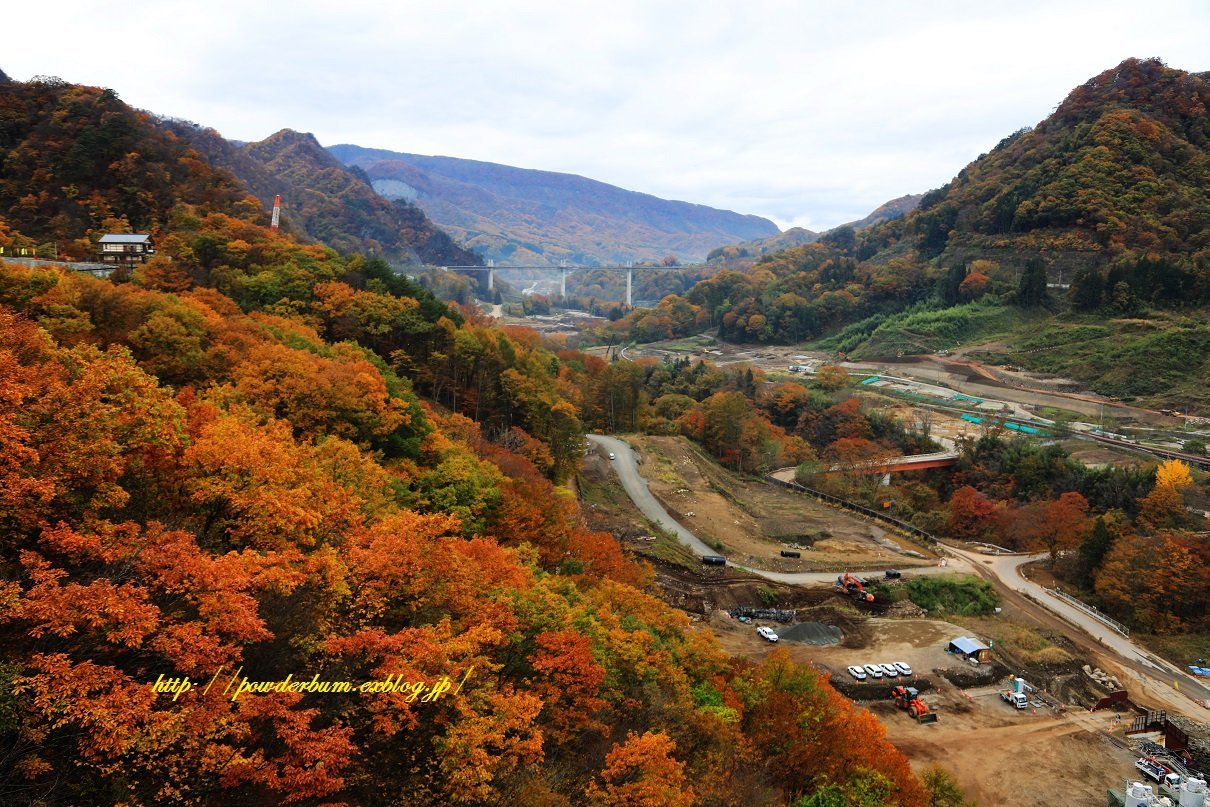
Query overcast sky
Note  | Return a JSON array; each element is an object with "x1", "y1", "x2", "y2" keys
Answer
[{"x1": 5, "y1": 1, "x2": 1208, "y2": 230}]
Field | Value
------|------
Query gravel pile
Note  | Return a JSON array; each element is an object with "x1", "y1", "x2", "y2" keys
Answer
[{"x1": 777, "y1": 622, "x2": 843, "y2": 646}]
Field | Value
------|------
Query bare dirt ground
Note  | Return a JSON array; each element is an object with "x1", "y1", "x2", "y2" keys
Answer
[
  {"x1": 1060, "y1": 439, "x2": 1154, "y2": 469},
  {"x1": 704, "y1": 608, "x2": 1142, "y2": 807},
  {"x1": 863, "y1": 400, "x2": 979, "y2": 446},
  {"x1": 625, "y1": 435, "x2": 938, "y2": 571},
  {"x1": 885, "y1": 702, "x2": 1137, "y2": 806}
]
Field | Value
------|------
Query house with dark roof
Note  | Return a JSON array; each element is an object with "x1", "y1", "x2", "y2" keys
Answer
[{"x1": 96, "y1": 233, "x2": 154, "y2": 267}]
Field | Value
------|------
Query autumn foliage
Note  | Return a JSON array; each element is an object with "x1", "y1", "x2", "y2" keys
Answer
[{"x1": 0, "y1": 263, "x2": 930, "y2": 803}]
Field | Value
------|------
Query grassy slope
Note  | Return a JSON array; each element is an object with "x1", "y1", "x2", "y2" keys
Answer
[
  {"x1": 967, "y1": 309, "x2": 1210, "y2": 408},
  {"x1": 819, "y1": 299, "x2": 1210, "y2": 410}
]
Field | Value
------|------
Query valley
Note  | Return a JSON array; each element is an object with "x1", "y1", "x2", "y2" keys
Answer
[{"x1": 3, "y1": 48, "x2": 1209, "y2": 807}]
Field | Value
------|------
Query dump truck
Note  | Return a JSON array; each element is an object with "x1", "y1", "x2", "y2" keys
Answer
[{"x1": 890, "y1": 685, "x2": 938, "y2": 724}]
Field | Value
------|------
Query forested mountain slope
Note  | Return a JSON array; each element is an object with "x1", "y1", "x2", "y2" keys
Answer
[
  {"x1": 0, "y1": 75, "x2": 478, "y2": 268},
  {"x1": 328, "y1": 143, "x2": 781, "y2": 266},
  {"x1": 612, "y1": 59, "x2": 1210, "y2": 405},
  {"x1": 0, "y1": 72, "x2": 939, "y2": 805},
  {"x1": 168, "y1": 124, "x2": 481, "y2": 267}
]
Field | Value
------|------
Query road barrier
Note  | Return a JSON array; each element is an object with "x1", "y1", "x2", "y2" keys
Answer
[{"x1": 1046, "y1": 587, "x2": 1130, "y2": 636}]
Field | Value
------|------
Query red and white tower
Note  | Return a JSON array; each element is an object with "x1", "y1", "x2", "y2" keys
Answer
[{"x1": 270, "y1": 194, "x2": 281, "y2": 230}]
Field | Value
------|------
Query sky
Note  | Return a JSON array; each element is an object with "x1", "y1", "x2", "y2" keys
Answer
[{"x1": 4, "y1": 0, "x2": 1209, "y2": 231}]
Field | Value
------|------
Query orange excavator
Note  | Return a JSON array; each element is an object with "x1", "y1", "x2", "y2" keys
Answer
[
  {"x1": 836, "y1": 572, "x2": 874, "y2": 603},
  {"x1": 890, "y1": 686, "x2": 938, "y2": 723}
]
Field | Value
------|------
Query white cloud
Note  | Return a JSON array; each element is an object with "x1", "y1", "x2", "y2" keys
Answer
[{"x1": 4, "y1": 0, "x2": 1208, "y2": 228}]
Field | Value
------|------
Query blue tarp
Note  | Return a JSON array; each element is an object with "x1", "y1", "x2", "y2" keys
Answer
[{"x1": 949, "y1": 637, "x2": 990, "y2": 656}]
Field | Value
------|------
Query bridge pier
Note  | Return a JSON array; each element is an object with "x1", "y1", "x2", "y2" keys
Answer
[
  {"x1": 626, "y1": 268, "x2": 632, "y2": 307},
  {"x1": 487, "y1": 261, "x2": 494, "y2": 292},
  {"x1": 560, "y1": 268, "x2": 566, "y2": 300}
]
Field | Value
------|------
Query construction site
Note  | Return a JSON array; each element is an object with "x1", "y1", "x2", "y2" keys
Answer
[{"x1": 578, "y1": 433, "x2": 1210, "y2": 806}]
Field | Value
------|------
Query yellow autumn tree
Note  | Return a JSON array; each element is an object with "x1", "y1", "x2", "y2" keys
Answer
[{"x1": 1138, "y1": 459, "x2": 1193, "y2": 531}]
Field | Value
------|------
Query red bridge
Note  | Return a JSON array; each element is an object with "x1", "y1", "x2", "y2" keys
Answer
[{"x1": 771, "y1": 450, "x2": 959, "y2": 481}]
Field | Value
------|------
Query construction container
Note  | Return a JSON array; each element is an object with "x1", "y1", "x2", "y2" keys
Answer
[
  {"x1": 1180, "y1": 778, "x2": 1207, "y2": 807},
  {"x1": 1126, "y1": 782, "x2": 1155, "y2": 807}
]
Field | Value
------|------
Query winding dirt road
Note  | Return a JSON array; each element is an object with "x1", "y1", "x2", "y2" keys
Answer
[{"x1": 589, "y1": 434, "x2": 972, "y2": 585}]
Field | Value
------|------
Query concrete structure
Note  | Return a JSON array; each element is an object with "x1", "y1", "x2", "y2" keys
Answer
[{"x1": 440, "y1": 261, "x2": 690, "y2": 306}]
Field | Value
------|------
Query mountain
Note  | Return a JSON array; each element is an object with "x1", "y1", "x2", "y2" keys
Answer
[
  {"x1": 904, "y1": 57, "x2": 1209, "y2": 268},
  {"x1": 0, "y1": 77, "x2": 259, "y2": 259},
  {"x1": 162, "y1": 125, "x2": 481, "y2": 267},
  {"x1": 615, "y1": 59, "x2": 1210, "y2": 406},
  {"x1": 0, "y1": 75, "x2": 478, "y2": 269},
  {"x1": 842, "y1": 193, "x2": 923, "y2": 230},
  {"x1": 705, "y1": 194, "x2": 922, "y2": 263},
  {"x1": 327, "y1": 143, "x2": 781, "y2": 266}
]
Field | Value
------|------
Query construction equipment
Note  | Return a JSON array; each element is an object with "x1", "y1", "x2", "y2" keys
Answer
[
  {"x1": 1135, "y1": 756, "x2": 1181, "y2": 789},
  {"x1": 890, "y1": 685, "x2": 938, "y2": 724},
  {"x1": 835, "y1": 572, "x2": 874, "y2": 602}
]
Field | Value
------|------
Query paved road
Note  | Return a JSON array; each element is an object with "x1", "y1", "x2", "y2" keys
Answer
[
  {"x1": 588, "y1": 434, "x2": 972, "y2": 586},
  {"x1": 589, "y1": 434, "x2": 716, "y2": 558},
  {"x1": 947, "y1": 545, "x2": 1210, "y2": 708}
]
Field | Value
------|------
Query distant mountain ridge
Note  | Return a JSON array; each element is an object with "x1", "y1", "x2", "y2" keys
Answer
[
  {"x1": 706, "y1": 193, "x2": 922, "y2": 261},
  {"x1": 843, "y1": 194, "x2": 923, "y2": 230},
  {"x1": 164, "y1": 125, "x2": 481, "y2": 267},
  {"x1": 327, "y1": 144, "x2": 780, "y2": 266}
]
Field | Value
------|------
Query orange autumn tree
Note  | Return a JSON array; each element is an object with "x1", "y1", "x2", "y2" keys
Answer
[
  {"x1": 945, "y1": 485, "x2": 998, "y2": 540},
  {"x1": 586, "y1": 731, "x2": 695, "y2": 807},
  {"x1": 1039, "y1": 491, "x2": 1091, "y2": 565},
  {"x1": 737, "y1": 651, "x2": 926, "y2": 805},
  {"x1": 1094, "y1": 531, "x2": 1201, "y2": 633}
]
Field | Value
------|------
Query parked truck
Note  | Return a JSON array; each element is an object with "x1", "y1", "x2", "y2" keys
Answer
[
  {"x1": 999, "y1": 690, "x2": 1028, "y2": 709},
  {"x1": 1135, "y1": 756, "x2": 1180, "y2": 789},
  {"x1": 1000, "y1": 676, "x2": 1032, "y2": 709}
]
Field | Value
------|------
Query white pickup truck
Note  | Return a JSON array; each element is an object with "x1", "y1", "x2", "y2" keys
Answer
[{"x1": 999, "y1": 690, "x2": 1028, "y2": 709}]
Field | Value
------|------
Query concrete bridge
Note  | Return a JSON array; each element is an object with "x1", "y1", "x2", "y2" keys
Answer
[{"x1": 436, "y1": 261, "x2": 703, "y2": 306}]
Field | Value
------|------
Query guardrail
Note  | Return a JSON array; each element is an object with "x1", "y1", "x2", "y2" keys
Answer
[
  {"x1": 1046, "y1": 587, "x2": 1130, "y2": 636},
  {"x1": 766, "y1": 472, "x2": 937, "y2": 545}
]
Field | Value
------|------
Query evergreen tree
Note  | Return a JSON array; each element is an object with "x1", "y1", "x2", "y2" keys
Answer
[
  {"x1": 938, "y1": 264, "x2": 966, "y2": 307},
  {"x1": 1017, "y1": 259, "x2": 1049, "y2": 307},
  {"x1": 1076, "y1": 516, "x2": 1115, "y2": 588}
]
